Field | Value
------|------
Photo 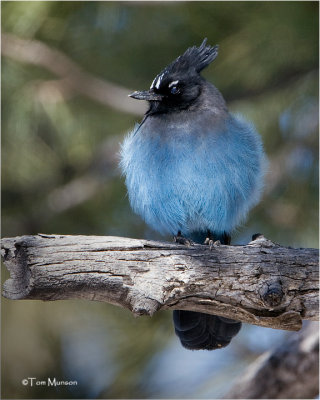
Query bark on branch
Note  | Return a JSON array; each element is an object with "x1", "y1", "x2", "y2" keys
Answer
[{"x1": 1, "y1": 234, "x2": 318, "y2": 332}]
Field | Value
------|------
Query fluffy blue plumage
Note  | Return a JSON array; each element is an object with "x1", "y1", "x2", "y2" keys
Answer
[
  {"x1": 120, "y1": 39, "x2": 266, "y2": 351},
  {"x1": 120, "y1": 112, "x2": 265, "y2": 238}
]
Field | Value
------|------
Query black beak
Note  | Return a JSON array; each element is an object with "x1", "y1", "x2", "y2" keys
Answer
[{"x1": 129, "y1": 90, "x2": 164, "y2": 101}]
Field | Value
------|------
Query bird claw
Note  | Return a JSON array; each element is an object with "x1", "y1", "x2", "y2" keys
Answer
[
  {"x1": 174, "y1": 232, "x2": 194, "y2": 246},
  {"x1": 204, "y1": 237, "x2": 221, "y2": 250}
]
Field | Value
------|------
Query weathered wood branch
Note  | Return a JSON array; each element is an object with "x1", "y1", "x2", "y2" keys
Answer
[
  {"x1": 224, "y1": 321, "x2": 319, "y2": 399},
  {"x1": 1, "y1": 234, "x2": 318, "y2": 331}
]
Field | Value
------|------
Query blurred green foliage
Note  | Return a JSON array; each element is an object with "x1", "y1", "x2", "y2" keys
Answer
[{"x1": 1, "y1": 2, "x2": 318, "y2": 399}]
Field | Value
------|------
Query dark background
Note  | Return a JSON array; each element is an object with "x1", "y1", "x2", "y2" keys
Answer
[{"x1": 2, "y1": 1, "x2": 318, "y2": 399}]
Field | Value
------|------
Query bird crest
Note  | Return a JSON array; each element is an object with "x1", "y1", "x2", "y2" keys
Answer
[{"x1": 150, "y1": 38, "x2": 218, "y2": 90}]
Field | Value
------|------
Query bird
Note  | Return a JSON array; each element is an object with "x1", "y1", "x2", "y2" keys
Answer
[{"x1": 120, "y1": 38, "x2": 266, "y2": 350}]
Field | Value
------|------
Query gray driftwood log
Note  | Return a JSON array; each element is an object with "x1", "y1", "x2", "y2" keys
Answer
[{"x1": 1, "y1": 234, "x2": 318, "y2": 331}]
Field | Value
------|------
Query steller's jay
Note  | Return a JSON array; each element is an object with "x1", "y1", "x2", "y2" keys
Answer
[{"x1": 120, "y1": 39, "x2": 266, "y2": 350}]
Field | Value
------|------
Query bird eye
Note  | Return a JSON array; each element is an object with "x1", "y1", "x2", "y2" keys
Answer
[{"x1": 170, "y1": 85, "x2": 179, "y2": 95}]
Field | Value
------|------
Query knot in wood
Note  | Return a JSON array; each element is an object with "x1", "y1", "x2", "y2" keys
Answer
[{"x1": 260, "y1": 281, "x2": 284, "y2": 309}]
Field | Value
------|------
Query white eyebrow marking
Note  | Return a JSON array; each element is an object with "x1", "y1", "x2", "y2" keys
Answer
[
  {"x1": 155, "y1": 73, "x2": 164, "y2": 89},
  {"x1": 168, "y1": 80, "x2": 179, "y2": 87},
  {"x1": 150, "y1": 76, "x2": 157, "y2": 89}
]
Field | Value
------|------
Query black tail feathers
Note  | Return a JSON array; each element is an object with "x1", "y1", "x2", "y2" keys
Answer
[
  {"x1": 173, "y1": 310, "x2": 241, "y2": 350},
  {"x1": 173, "y1": 231, "x2": 240, "y2": 350}
]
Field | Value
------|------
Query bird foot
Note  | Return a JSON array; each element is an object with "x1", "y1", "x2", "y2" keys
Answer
[
  {"x1": 174, "y1": 231, "x2": 194, "y2": 246},
  {"x1": 204, "y1": 237, "x2": 221, "y2": 250}
]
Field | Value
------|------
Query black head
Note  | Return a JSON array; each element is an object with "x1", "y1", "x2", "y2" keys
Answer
[{"x1": 129, "y1": 38, "x2": 219, "y2": 114}]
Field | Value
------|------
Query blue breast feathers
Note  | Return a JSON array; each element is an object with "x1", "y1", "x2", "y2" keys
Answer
[{"x1": 120, "y1": 113, "x2": 266, "y2": 237}]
